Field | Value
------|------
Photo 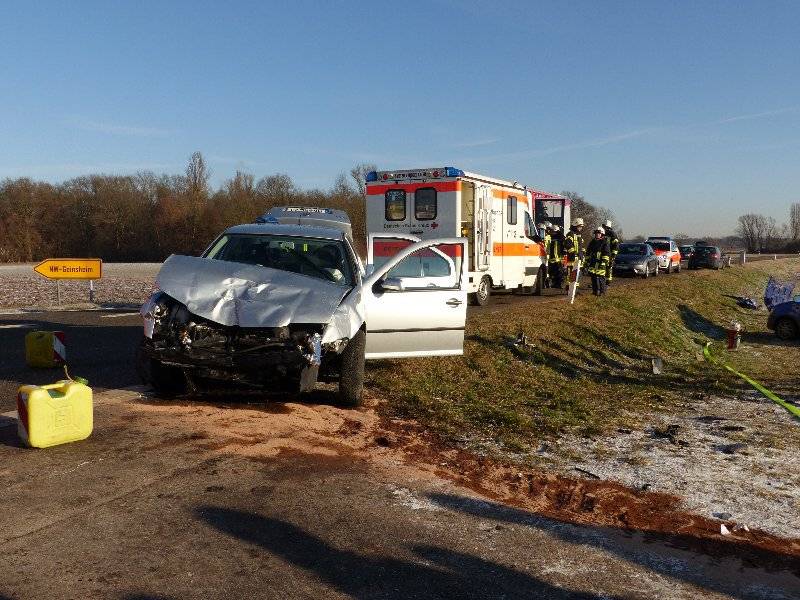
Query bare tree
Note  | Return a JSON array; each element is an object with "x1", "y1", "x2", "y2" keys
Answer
[
  {"x1": 790, "y1": 202, "x2": 800, "y2": 241},
  {"x1": 737, "y1": 214, "x2": 761, "y2": 252},
  {"x1": 350, "y1": 163, "x2": 377, "y2": 198},
  {"x1": 185, "y1": 151, "x2": 210, "y2": 196}
]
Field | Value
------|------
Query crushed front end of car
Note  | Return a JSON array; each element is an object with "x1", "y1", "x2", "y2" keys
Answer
[{"x1": 137, "y1": 254, "x2": 364, "y2": 396}]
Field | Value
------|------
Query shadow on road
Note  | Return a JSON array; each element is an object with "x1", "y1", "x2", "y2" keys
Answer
[
  {"x1": 426, "y1": 492, "x2": 800, "y2": 600},
  {"x1": 197, "y1": 505, "x2": 618, "y2": 599}
]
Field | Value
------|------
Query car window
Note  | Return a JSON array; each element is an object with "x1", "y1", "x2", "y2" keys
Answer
[
  {"x1": 650, "y1": 242, "x2": 670, "y2": 251},
  {"x1": 205, "y1": 234, "x2": 354, "y2": 286},
  {"x1": 385, "y1": 243, "x2": 462, "y2": 290},
  {"x1": 619, "y1": 243, "x2": 644, "y2": 254}
]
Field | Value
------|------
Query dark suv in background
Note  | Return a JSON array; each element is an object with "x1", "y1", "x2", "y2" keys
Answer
[{"x1": 688, "y1": 245, "x2": 724, "y2": 270}]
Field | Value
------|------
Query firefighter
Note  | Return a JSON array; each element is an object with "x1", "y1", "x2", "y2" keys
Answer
[
  {"x1": 549, "y1": 224, "x2": 564, "y2": 289},
  {"x1": 603, "y1": 219, "x2": 620, "y2": 285},
  {"x1": 563, "y1": 218, "x2": 585, "y2": 293},
  {"x1": 586, "y1": 226, "x2": 611, "y2": 296},
  {"x1": 541, "y1": 221, "x2": 553, "y2": 288}
]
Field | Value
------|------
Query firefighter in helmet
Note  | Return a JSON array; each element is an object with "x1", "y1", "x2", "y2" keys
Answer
[
  {"x1": 586, "y1": 226, "x2": 611, "y2": 296},
  {"x1": 563, "y1": 217, "x2": 585, "y2": 293},
  {"x1": 603, "y1": 219, "x2": 620, "y2": 285}
]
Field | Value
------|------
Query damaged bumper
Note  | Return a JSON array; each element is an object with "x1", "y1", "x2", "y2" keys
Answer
[{"x1": 140, "y1": 292, "x2": 335, "y2": 392}]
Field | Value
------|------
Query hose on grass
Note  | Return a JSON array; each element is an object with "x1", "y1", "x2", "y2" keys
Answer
[{"x1": 703, "y1": 343, "x2": 800, "y2": 419}]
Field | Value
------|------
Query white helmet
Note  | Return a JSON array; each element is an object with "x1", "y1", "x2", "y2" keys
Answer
[
  {"x1": 604, "y1": 219, "x2": 613, "y2": 228},
  {"x1": 543, "y1": 221, "x2": 553, "y2": 229},
  {"x1": 552, "y1": 224, "x2": 561, "y2": 232},
  {"x1": 594, "y1": 226, "x2": 605, "y2": 235},
  {"x1": 572, "y1": 218, "x2": 584, "y2": 227}
]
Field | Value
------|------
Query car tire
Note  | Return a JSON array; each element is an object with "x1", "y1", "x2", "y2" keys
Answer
[
  {"x1": 338, "y1": 328, "x2": 366, "y2": 406},
  {"x1": 676, "y1": 260, "x2": 681, "y2": 273},
  {"x1": 135, "y1": 343, "x2": 186, "y2": 397},
  {"x1": 775, "y1": 318, "x2": 799, "y2": 341},
  {"x1": 653, "y1": 262, "x2": 659, "y2": 276},
  {"x1": 642, "y1": 264, "x2": 649, "y2": 279},
  {"x1": 470, "y1": 275, "x2": 491, "y2": 306},
  {"x1": 534, "y1": 267, "x2": 544, "y2": 296}
]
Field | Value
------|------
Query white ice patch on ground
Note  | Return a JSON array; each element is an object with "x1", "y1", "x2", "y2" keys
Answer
[
  {"x1": 387, "y1": 485, "x2": 443, "y2": 512},
  {"x1": 551, "y1": 392, "x2": 800, "y2": 539}
]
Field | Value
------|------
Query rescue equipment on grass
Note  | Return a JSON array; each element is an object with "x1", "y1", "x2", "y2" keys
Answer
[
  {"x1": 17, "y1": 377, "x2": 93, "y2": 448},
  {"x1": 702, "y1": 343, "x2": 800, "y2": 419},
  {"x1": 25, "y1": 331, "x2": 66, "y2": 368}
]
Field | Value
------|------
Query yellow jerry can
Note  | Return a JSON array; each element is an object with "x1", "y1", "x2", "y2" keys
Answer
[
  {"x1": 17, "y1": 380, "x2": 93, "y2": 448},
  {"x1": 25, "y1": 331, "x2": 66, "y2": 368}
]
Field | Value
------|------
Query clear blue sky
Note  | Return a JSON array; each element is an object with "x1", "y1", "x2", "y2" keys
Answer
[{"x1": 1, "y1": 1, "x2": 798, "y2": 237}]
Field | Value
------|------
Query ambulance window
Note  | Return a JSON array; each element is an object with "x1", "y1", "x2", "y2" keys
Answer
[
  {"x1": 385, "y1": 190, "x2": 406, "y2": 221},
  {"x1": 414, "y1": 187, "x2": 437, "y2": 220},
  {"x1": 507, "y1": 196, "x2": 518, "y2": 225},
  {"x1": 524, "y1": 212, "x2": 535, "y2": 239}
]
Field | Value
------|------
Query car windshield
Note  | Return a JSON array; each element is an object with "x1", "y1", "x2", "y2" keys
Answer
[
  {"x1": 204, "y1": 233, "x2": 354, "y2": 286},
  {"x1": 649, "y1": 242, "x2": 670, "y2": 251},
  {"x1": 619, "y1": 243, "x2": 647, "y2": 255},
  {"x1": 694, "y1": 246, "x2": 718, "y2": 255}
]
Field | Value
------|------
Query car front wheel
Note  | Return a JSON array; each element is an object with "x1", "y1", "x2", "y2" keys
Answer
[
  {"x1": 135, "y1": 343, "x2": 186, "y2": 397},
  {"x1": 338, "y1": 329, "x2": 366, "y2": 406},
  {"x1": 775, "y1": 318, "x2": 799, "y2": 341}
]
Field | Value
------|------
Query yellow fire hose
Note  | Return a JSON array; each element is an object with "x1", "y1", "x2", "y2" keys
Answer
[{"x1": 703, "y1": 343, "x2": 800, "y2": 419}]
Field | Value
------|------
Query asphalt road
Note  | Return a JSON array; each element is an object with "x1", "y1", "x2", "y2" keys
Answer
[{"x1": 2, "y1": 388, "x2": 797, "y2": 599}]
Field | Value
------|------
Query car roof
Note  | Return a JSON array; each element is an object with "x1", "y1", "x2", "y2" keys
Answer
[{"x1": 223, "y1": 223, "x2": 346, "y2": 241}]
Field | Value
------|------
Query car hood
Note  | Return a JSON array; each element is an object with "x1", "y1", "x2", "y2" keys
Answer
[
  {"x1": 616, "y1": 253, "x2": 648, "y2": 262},
  {"x1": 155, "y1": 255, "x2": 351, "y2": 328}
]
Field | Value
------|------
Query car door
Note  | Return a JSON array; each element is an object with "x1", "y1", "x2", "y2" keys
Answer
[{"x1": 362, "y1": 237, "x2": 468, "y2": 359}]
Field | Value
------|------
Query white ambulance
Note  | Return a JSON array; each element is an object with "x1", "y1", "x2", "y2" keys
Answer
[{"x1": 365, "y1": 167, "x2": 569, "y2": 306}]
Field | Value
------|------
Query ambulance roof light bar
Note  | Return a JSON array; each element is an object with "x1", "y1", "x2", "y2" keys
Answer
[{"x1": 365, "y1": 167, "x2": 464, "y2": 182}]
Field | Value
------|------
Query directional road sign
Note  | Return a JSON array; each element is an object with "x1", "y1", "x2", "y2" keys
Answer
[{"x1": 33, "y1": 258, "x2": 103, "y2": 280}]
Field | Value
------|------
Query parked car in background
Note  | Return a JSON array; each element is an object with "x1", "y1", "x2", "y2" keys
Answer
[
  {"x1": 767, "y1": 298, "x2": 800, "y2": 340},
  {"x1": 688, "y1": 245, "x2": 725, "y2": 270},
  {"x1": 679, "y1": 245, "x2": 695, "y2": 260},
  {"x1": 645, "y1": 237, "x2": 682, "y2": 273},
  {"x1": 613, "y1": 243, "x2": 660, "y2": 278}
]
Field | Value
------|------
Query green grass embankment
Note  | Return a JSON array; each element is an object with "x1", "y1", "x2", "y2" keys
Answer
[{"x1": 366, "y1": 259, "x2": 800, "y2": 454}]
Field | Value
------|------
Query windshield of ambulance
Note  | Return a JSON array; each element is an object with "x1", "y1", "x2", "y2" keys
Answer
[
  {"x1": 204, "y1": 234, "x2": 354, "y2": 286},
  {"x1": 650, "y1": 242, "x2": 670, "y2": 252}
]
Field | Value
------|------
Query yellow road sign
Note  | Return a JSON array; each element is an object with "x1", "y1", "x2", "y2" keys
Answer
[{"x1": 33, "y1": 258, "x2": 103, "y2": 280}]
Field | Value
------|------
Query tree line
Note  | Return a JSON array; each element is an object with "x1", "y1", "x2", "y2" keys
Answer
[
  {"x1": 736, "y1": 206, "x2": 800, "y2": 253},
  {"x1": 0, "y1": 153, "x2": 374, "y2": 262}
]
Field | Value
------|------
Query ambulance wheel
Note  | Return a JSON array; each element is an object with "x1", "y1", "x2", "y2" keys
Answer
[
  {"x1": 338, "y1": 329, "x2": 365, "y2": 407},
  {"x1": 533, "y1": 267, "x2": 544, "y2": 296},
  {"x1": 471, "y1": 276, "x2": 491, "y2": 306},
  {"x1": 136, "y1": 344, "x2": 186, "y2": 397},
  {"x1": 676, "y1": 261, "x2": 682, "y2": 273}
]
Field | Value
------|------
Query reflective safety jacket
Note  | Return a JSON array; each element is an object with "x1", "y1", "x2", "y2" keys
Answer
[
  {"x1": 563, "y1": 228, "x2": 583, "y2": 262},
  {"x1": 543, "y1": 233, "x2": 552, "y2": 262},
  {"x1": 605, "y1": 227, "x2": 620, "y2": 256},
  {"x1": 549, "y1": 232, "x2": 563, "y2": 262},
  {"x1": 586, "y1": 238, "x2": 611, "y2": 276}
]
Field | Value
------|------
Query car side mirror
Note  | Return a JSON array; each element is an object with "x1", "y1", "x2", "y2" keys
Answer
[{"x1": 380, "y1": 277, "x2": 405, "y2": 292}]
